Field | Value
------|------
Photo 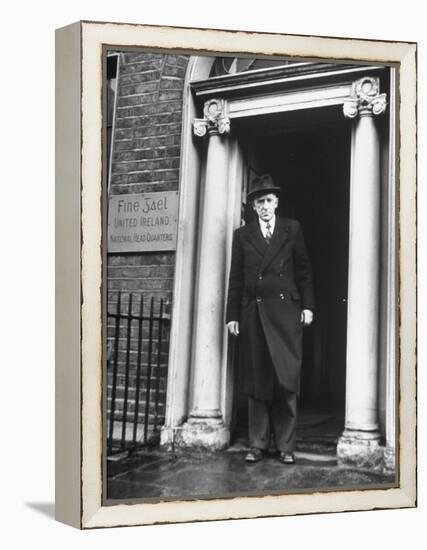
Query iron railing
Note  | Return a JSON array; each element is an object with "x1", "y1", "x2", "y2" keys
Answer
[{"x1": 106, "y1": 291, "x2": 170, "y2": 456}]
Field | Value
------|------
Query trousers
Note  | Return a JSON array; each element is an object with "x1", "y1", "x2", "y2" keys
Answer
[{"x1": 248, "y1": 373, "x2": 297, "y2": 453}]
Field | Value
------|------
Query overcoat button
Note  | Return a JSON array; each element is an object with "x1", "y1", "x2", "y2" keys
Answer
[{"x1": 258, "y1": 275, "x2": 263, "y2": 280}]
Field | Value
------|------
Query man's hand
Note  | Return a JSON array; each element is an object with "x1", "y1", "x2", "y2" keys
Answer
[
  {"x1": 227, "y1": 321, "x2": 240, "y2": 336},
  {"x1": 301, "y1": 309, "x2": 313, "y2": 326}
]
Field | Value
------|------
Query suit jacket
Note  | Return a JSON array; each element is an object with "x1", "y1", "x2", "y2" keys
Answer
[{"x1": 226, "y1": 217, "x2": 314, "y2": 397}]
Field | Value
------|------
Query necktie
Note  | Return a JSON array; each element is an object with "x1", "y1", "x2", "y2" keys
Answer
[{"x1": 265, "y1": 223, "x2": 272, "y2": 244}]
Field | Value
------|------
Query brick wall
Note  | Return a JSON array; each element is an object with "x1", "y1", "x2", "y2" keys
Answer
[{"x1": 106, "y1": 51, "x2": 189, "y2": 448}]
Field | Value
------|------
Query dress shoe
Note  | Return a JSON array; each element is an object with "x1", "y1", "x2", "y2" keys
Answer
[
  {"x1": 245, "y1": 448, "x2": 264, "y2": 463},
  {"x1": 279, "y1": 451, "x2": 296, "y2": 464}
]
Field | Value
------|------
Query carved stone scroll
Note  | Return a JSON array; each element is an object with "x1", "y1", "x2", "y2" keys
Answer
[
  {"x1": 193, "y1": 98, "x2": 231, "y2": 136},
  {"x1": 343, "y1": 76, "x2": 387, "y2": 119}
]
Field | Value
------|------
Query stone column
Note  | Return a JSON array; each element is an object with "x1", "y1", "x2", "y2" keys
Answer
[
  {"x1": 176, "y1": 99, "x2": 231, "y2": 450},
  {"x1": 337, "y1": 77, "x2": 387, "y2": 469}
]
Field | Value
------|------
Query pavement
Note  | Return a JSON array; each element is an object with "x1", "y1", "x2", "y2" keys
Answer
[{"x1": 106, "y1": 413, "x2": 396, "y2": 502}]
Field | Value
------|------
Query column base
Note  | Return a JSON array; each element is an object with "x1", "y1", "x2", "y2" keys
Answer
[
  {"x1": 159, "y1": 426, "x2": 175, "y2": 452},
  {"x1": 337, "y1": 429, "x2": 383, "y2": 471},
  {"x1": 383, "y1": 445, "x2": 396, "y2": 474},
  {"x1": 174, "y1": 417, "x2": 230, "y2": 451}
]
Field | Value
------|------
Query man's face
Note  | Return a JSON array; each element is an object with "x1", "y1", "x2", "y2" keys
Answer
[{"x1": 252, "y1": 193, "x2": 278, "y2": 222}]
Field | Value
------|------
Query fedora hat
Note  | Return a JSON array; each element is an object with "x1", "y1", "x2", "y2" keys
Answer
[{"x1": 247, "y1": 174, "x2": 281, "y2": 201}]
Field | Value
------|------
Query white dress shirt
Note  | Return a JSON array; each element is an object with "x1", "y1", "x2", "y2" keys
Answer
[{"x1": 258, "y1": 215, "x2": 276, "y2": 238}]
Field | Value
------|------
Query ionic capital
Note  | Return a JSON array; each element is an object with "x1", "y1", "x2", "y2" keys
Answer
[
  {"x1": 343, "y1": 77, "x2": 387, "y2": 119},
  {"x1": 193, "y1": 98, "x2": 230, "y2": 137}
]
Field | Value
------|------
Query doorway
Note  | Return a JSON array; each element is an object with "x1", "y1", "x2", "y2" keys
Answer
[{"x1": 230, "y1": 110, "x2": 351, "y2": 445}]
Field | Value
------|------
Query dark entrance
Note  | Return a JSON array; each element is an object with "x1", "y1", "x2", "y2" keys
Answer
[{"x1": 230, "y1": 108, "x2": 351, "y2": 446}]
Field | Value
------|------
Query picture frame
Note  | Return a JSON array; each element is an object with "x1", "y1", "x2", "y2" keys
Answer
[{"x1": 55, "y1": 20, "x2": 417, "y2": 529}]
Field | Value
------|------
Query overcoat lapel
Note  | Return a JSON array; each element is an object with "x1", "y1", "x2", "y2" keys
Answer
[
  {"x1": 245, "y1": 220, "x2": 268, "y2": 257},
  {"x1": 260, "y1": 218, "x2": 290, "y2": 272}
]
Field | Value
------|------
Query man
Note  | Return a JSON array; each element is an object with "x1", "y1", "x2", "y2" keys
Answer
[{"x1": 226, "y1": 174, "x2": 314, "y2": 464}]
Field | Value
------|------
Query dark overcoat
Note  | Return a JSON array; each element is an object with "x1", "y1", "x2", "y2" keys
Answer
[{"x1": 226, "y1": 217, "x2": 314, "y2": 399}]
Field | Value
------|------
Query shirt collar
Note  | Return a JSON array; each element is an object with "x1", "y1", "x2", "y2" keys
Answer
[{"x1": 258, "y1": 215, "x2": 276, "y2": 233}]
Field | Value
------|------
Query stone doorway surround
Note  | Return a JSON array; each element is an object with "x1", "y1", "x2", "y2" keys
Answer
[{"x1": 160, "y1": 58, "x2": 397, "y2": 472}]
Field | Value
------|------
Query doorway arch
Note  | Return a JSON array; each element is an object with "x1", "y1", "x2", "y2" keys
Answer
[{"x1": 161, "y1": 58, "x2": 396, "y2": 471}]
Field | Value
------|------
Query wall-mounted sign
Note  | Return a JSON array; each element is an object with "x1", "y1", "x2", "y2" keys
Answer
[{"x1": 107, "y1": 191, "x2": 179, "y2": 253}]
